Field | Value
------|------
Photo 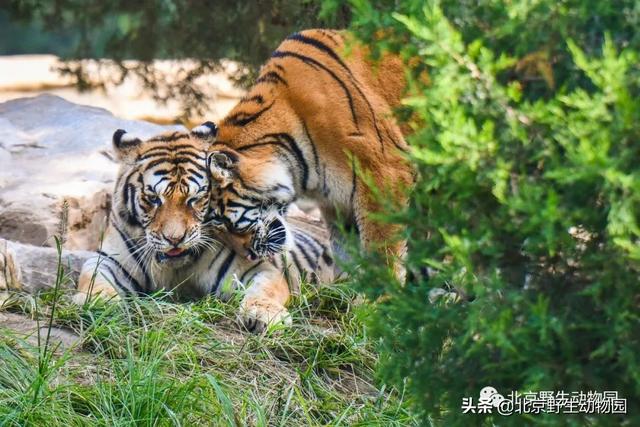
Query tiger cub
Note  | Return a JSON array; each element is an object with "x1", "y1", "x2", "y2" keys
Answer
[
  {"x1": 204, "y1": 29, "x2": 414, "y2": 279},
  {"x1": 75, "y1": 124, "x2": 333, "y2": 332}
]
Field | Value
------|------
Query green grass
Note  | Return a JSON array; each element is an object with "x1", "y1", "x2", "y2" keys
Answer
[{"x1": 0, "y1": 279, "x2": 416, "y2": 426}]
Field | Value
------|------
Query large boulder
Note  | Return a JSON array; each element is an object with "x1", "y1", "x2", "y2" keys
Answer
[{"x1": 0, "y1": 94, "x2": 183, "y2": 250}]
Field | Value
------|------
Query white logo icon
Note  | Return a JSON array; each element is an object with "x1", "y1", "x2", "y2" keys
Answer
[{"x1": 479, "y1": 386, "x2": 505, "y2": 408}]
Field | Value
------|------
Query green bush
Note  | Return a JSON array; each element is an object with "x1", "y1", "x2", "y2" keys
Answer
[
  {"x1": 337, "y1": 0, "x2": 640, "y2": 425},
  {"x1": 3, "y1": 0, "x2": 351, "y2": 115}
]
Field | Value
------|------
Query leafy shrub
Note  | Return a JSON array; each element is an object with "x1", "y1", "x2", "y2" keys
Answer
[
  {"x1": 2, "y1": 0, "x2": 351, "y2": 115},
  {"x1": 337, "y1": 0, "x2": 640, "y2": 425}
]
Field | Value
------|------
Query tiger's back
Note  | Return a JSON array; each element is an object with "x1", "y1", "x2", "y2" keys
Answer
[{"x1": 207, "y1": 29, "x2": 414, "y2": 279}]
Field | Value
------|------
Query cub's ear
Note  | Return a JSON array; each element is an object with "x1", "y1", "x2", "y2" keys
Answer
[
  {"x1": 207, "y1": 149, "x2": 238, "y2": 188},
  {"x1": 112, "y1": 129, "x2": 142, "y2": 162},
  {"x1": 191, "y1": 121, "x2": 218, "y2": 141}
]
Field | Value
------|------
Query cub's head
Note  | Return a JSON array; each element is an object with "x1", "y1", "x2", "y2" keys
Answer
[
  {"x1": 205, "y1": 143, "x2": 296, "y2": 260},
  {"x1": 112, "y1": 122, "x2": 218, "y2": 265}
]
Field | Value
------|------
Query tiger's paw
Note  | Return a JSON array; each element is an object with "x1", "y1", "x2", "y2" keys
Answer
[
  {"x1": 74, "y1": 271, "x2": 121, "y2": 306},
  {"x1": 71, "y1": 288, "x2": 121, "y2": 306},
  {"x1": 238, "y1": 297, "x2": 292, "y2": 334},
  {"x1": 0, "y1": 242, "x2": 21, "y2": 295},
  {"x1": 71, "y1": 291, "x2": 121, "y2": 306}
]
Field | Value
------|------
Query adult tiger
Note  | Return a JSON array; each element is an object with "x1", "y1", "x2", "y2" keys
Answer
[
  {"x1": 75, "y1": 124, "x2": 334, "y2": 332},
  {"x1": 206, "y1": 29, "x2": 414, "y2": 279}
]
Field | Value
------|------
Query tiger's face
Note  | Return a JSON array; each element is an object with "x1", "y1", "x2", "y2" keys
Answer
[
  {"x1": 205, "y1": 147, "x2": 295, "y2": 260},
  {"x1": 113, "y1": 123, "x2": 219, "y2": 266}
]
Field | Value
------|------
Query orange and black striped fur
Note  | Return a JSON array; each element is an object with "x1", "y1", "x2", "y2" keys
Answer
[
  {"x1": 75, "y1": 125, "x2": 334, "y2": 332},
  {"x1": 206, "y1": 29, "x2": 414, "y2": 278}
]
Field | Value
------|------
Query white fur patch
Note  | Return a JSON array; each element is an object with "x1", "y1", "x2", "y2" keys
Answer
[
  {"x1": 192, "y1": 124, "x2": 215, "y2": 136},
  {"x1": 120, "y1": 133, "x2": 140, "y2": 144},
  {"x1": 261, "y1": 162, "x2": 294, "y2": 202}
]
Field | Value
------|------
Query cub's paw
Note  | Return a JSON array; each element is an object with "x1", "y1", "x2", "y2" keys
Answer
[{"x1": 238, "y1": 298, "x2": 292, "y2": 333}]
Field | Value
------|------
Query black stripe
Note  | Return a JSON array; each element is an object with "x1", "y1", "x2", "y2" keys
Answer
[
  {"x1": 296, "y1": 226, "x2": 332, "y2": 266},
  {"x1": 224, "y1": 101, "x2": 275, "y2": 127},
  {"x1": 127, "y1": 183, "x2": 141, "y2": 227},
  {"x1": 271, "y1": 50, "x2": 358, "y2": 128},
  {"x1": 294, "y1": 240, "x2": 317, "y2": 270},
  {"x1": 284, "y1": 34, "x2": 388, "y2": 153},
  {"x1": 322, "y1": 164, "x2": 329, "y2": 197},
  {"x1": 236, "y1": 140, "x2": 287, "y2": 153},
  {"x1": 241, "y1": 133, "x2": 308, "y2": 190},
  {"x1": 294, "y1": 232, "x2": 321, "y2": 258},
  {"x1": 102, "y1": 264, "x2": 130, "y2": 294},
  {"x1": 301, "y1": 120, "x2": 320, "y2": 179},
  {"x1": 184, "y1": 168, "x2": 204, "y2": 179},
  {"x1": 232, "y1": 143, "x2": 296, "y2": 195},
  {"x1": 139, "y1": 150, "x2": 204, "y2": 162},
  {"x1": 139, "y1": 143, "x2": 202, "y2": 156},
  {"x1": 255, "y1": 71, "x2": 288, "y2": 86},
  {"x1": 186, "y1": 176, "x2": 201, "y2": 186},
  {"x1": 240, "y1": 261, "x2": 264, "y2": 283},
  {"x1": 240, "y1": 95, "x2": 265, "y2": 104},
  {"x1": 226, "y1": 199, "x2": 257, "y2": 210},
  {"x1": 147, "y1": 132, "x2": 188, "y2": 142},
  {"x1": 322, "y1": 251, "x2": 333, "y2": 266},
  {"x1": 208, "y1": 247, "x2": 226, "y2": 270},
  {"x1": 317, "y1": 29, "x2": 341, "y2": 46},
  {"x1": 152, "y1": 177, "x2": 170, "y2": 193},
  {"x1": 278, "y1": 133, "x2": 308, "y2": 191},
  {"x1": 227, "y1": 183, "x2": 264, "y2": 203},
  {"x1": 212, "y1": 252, "x2": 236, "y2": 294},
  {"x1": 111, "y1": 220, "x2": 151, "y2": 288},
  {"x1": 290, "y1": 250, "x2": 305, "y2": 275},
  {"x1": 122, "y1": 170, "x2": 140, "y2": 226},
  {"x1": 137, "y1": 149, "x2": 171, "y2": 160},
  {"x1": 244, "y1": 269, "x2": 263, "y2": 287},
  {"x1": 145, "y1": 157, "x2": 207, "y2": 172},
  {"x1": 287, "y1": 32, "x2": 351, "y2": 75},
  {"x1": 350, "y1": 156, "x2": 357, "y2": 206},
  {"x1": 96, "y1": 250, "x2": 145, "y2": 295}
]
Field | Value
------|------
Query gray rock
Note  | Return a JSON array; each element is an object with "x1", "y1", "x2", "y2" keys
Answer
[
  {"x1": 1, "y1": 238, "x2": 94, "y2": 293},
  {"x1": 0, "y1": 94, "x2": 183, "y2": 250},
  {"x1": 0, "y1": 312, "x2": 81, "y2": 351}
]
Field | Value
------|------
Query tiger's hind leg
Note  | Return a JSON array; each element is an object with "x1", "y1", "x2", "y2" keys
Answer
[{"x1": 354, "y1": 182, "x2": 408, "y2": 282}]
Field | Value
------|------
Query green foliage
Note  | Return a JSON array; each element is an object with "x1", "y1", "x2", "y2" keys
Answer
[
  {"x1": 342, "y1": 0, "x2": 640, "y2": 425},
  {"x1": 4, "y1": 0, "x2": 350, "y2": 64},
  {"x1": 1, "y1": 0, "x2": 351, "y2": 115}
]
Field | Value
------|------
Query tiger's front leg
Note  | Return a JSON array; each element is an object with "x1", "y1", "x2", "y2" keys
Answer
[
  {"x1": 237, "y1": 264, "x2": 291, "y2": 333},
  {"x1": 72, "y1": 256, "x2": 121, "y2": 305},
  {"x1": 0, "y1": 241, "x2": 21, "y2": 306}
]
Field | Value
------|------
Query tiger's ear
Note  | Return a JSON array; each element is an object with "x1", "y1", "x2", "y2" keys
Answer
[
  {"x1": 191, "y1": 121, "x2": 218, "y2": 142},
  {"x1": 112, "y1": 129, "x2": 142, "y2": 162},
  {"x1": 207, "y1": 149, "x2": 238, "y2": 188}
]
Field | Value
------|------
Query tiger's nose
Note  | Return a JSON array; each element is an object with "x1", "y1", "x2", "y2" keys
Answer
[{"x1": 163, "y1": 231, "x2": 186, "y2": 246}]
